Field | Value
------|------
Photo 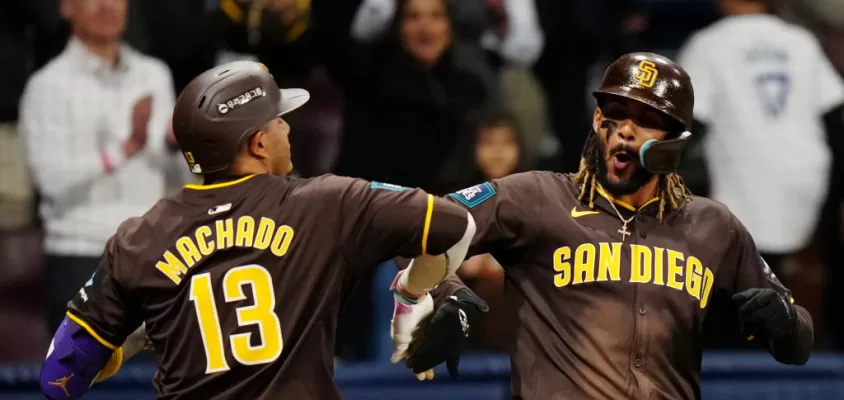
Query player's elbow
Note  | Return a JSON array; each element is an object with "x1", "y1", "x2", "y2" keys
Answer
[
  {"x1": 445, "y1": 212, "x2": 476, "y2": 274},
  {"x1": 41, "y1": 317, "x2": 116, "y2": 400}
]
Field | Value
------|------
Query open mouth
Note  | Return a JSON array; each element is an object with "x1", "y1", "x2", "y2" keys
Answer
[{"x1": 612, "y1": 151, "x2": 632, "y2": 170}]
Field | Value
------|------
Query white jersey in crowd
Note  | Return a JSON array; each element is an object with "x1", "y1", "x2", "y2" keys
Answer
[
  {"x1": 20, "y1": 38, "x2": 177, "y2": 256},
  {"x1": 677, "y1": 14, "x2": 844, "y2": 254}
]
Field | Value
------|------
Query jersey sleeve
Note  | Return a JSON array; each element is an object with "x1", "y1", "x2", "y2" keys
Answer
[
  {"x1": 676, "y1": 33, "x2": 715, "y2": 123},
  {"x1": 66, "y1": 234, "x2": 143, "y2": 350},
  {"x1": 330, "y1": 177, "x2": 470, "y2": 269},
  {"x1": 445, "y1": 172, "x2": 542, "y2": 257},
  {"x1": 717, "y1": 212, "x2": 793, "y2": 302}
]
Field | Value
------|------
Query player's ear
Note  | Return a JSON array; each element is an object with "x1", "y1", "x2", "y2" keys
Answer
[
  {"x1": 247, "y1": 131, "x2": 270, "y2": 159},
  {"x1": 592, "y1": 107, "x2": 602, "y2": 133}
]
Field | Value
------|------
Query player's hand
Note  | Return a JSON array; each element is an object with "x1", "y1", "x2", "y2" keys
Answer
[
  {"x1": 405, "y1": 287, "x2": 488, "y2": 380},
  {"x1": 733, "y1": 288, "x2": 796, "y2": 340},
  {"x1": 391, "y1": 291, "x2": 434, "y2": 378}
]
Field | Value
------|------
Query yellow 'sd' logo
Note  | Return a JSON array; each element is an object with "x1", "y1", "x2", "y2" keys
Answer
[
  {"x1": 636, "y1": 60, "x2": 658, "y2": 88},
  {"x1": 184, "y1": 152, "x2": 195, "y2": 164}
]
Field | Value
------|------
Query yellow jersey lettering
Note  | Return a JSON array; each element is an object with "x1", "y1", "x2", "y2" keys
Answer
[
  {"x1": 629, "y1": 245, "x2": 652, "y2": 283},
  {"x1": 195, "y1": 226, "x2": 216, "y2": 256},
  {"x1": 686, "y1": 256, "x2": 704, "y2": 299},
  {"x1": 216, "y1": 218, "x2": 235, "y2": 250},
  {"x1": 270, "y1": 225, "x2": 294, "y2": 257},
  {"x1": 666, "y1": 249, "x2": 685, "y2": 291},
  {"x1": 254, "y1": 217, "x2": 275, "y2": 250},
  {"x1": 176, "y1": 236, "x2": 202, "y2": 268},
  {"x1": 550, "y1": 242, "x2": 714, "y2": 307},
  {"x1": 156, "y1": 251, "x2": 189, "y2": 285},
  {"x1": 652, "y1": 247, "x2": 665, "y2": 286},
  {"x1": 553, "y1": 246, "x2": 572, "y2": 287},
  {"x1": 573, "y1": 244, "x2": 596, "y2": 284},
  {"x1": 700, "y1": 268, "x2": 715, "y2": 309},
  {"x1": 597, "y1": 242, "x2": 621, "y2": 282},
  {"x1": 236, "y1": 216, "x2": 256, "y2": 247}
]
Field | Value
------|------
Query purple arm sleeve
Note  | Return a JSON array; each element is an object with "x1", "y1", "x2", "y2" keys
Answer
[{"x1": 41, "y1": 317, "x2": 114, "y2": 400}]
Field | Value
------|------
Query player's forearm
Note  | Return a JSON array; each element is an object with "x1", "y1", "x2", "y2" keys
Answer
[
  {"x1": 397, "y1": 213, "x2": 476, "y2": 297},
  {"x1": 120, "y1": 323, "x2": 149, "y2": 361},
  {"x1": 769, "y1": 305, "x2": 814, "y2": 365}
]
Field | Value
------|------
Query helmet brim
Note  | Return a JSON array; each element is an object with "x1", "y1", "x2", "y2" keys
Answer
[
  {"x1": 278, "y1": 88, "x2": 310, "y2": 116},
  {"x1": 592, "y1": 87, "x2": 688, "y2": 130}
]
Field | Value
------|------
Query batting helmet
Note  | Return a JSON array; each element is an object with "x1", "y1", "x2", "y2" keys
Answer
[
  {"x1": 592, "y1": 52, "x2": 695, "y2": 174},
  {"x1": 172, "y1": 61, "x2": 310, "y2": 175},
  {"x1": 592, "y1": 52, "x2": 694, "y2": 131}
]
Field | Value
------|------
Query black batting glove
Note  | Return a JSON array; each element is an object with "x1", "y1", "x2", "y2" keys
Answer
[
  {"x1": 405, "y1": 287, "x2": 489, "y2": 379},
  {"x1": 733, "y1": 288, "x2": 796, "y2": 341}
]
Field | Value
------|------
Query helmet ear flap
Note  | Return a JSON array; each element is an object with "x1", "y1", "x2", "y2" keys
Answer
[{"x1": 639, "y1": 131, "x2": 692, "y2": 174}]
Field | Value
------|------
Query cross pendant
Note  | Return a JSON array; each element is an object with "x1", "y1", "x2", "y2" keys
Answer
[{"x1": 618, "y1": 225, "x2": 631, "y2": 241}]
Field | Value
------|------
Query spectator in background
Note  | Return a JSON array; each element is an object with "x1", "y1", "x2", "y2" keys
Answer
[
  {"x1": 0, "y1": 0, "x2": 64, "y2": 229},
  {"x1": 440, "y1": 107, "x2": 526, "y2": 191},
  {"x1": 19, "y1": 0, "x2": 177, "y2": 335},
  {"x1": 351, "y1": 0, "x2": 549, "y2": 166},
  {"x1": 676, "y1": 0, "x2": 844, "y2": 285},
  {"x1": 331, "y1": 0, "x2": 494, "y2": 192},
  {"x1": 140, "y1": 0, "x2": 235, "y2": 94}
]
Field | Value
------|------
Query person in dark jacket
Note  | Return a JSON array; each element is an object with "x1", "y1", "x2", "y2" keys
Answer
[{"x1": 329, "y1": 0, "x2": 494, "y2": 193}]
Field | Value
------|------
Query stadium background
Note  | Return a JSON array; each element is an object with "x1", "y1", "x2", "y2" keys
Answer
[{"x1": 2, "y1": 0, "x2": 844, "y2": 398}]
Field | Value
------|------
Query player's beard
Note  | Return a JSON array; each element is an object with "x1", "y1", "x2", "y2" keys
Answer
[{"x1": 584, "y1": 128, "x2": 654, "y2": 196}]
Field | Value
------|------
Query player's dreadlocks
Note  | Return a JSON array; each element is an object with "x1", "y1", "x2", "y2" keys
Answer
[{"x1": 574, "y1": 131, "x2": 691, "y2": 221}]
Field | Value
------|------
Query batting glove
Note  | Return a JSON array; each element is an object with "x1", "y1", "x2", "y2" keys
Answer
[
  {"x1": 733, "y1": 288, "x2": 796, "y2": 341},
  {"x1": 390, "y1": 271, "x2": 435, "y2": 380},
  {"x1": 405, "y1": 287, "x2": 488, "y2": 380}
]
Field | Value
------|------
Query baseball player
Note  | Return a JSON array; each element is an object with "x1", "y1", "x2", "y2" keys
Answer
[
  {"x1": 39, "y1": 60, "x2": 477, "y2": 400},
  {"x1": 401, "y1": 53, "x2": 814, "y2": 399}
]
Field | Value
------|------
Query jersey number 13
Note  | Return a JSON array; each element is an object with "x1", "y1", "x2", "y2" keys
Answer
[{"x1": 189, "y1": 264, "x2": 283, "y2": 374}]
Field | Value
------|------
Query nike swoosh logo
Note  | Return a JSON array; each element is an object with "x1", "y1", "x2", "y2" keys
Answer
[{"x1": 571, "y1": 207, "x2": 599, "y2": 218}]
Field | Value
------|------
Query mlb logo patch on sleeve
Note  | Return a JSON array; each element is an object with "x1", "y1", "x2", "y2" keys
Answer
[
  {"x1": 449, "y1": 182, "x2": 496, "y2": 208},
  {"x1": 370, "y1": 181, "x2": 409, "y2": 192}
]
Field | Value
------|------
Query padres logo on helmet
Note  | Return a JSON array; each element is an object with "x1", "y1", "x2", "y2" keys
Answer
[{"x1": 635, "y1": 60, "x2": 659, "y2": 88}]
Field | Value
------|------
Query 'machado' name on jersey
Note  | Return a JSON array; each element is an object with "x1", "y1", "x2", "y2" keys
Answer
[
  {"x1": 155, "y1": 216, "x2": 295, "y2": 284},
  {"x1": 553, "y1": 242, "x2": 715, "y2": 308}
]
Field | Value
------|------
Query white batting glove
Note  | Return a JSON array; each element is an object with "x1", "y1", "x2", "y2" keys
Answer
[{"x1": 390, "y1": 271, "x2": 435, "y2": 380}]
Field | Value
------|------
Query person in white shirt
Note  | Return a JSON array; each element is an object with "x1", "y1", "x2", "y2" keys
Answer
[
  {"x1": 676, "y1": 0, "x2": 844, "y2": 279},
  {"x1": 19, "y1": 0, "x2": 177, "y2": 335}
]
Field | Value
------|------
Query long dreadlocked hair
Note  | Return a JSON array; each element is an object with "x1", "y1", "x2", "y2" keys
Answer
[{"x1": 574, "y1": 132, "x2": 692, "y2": 221}]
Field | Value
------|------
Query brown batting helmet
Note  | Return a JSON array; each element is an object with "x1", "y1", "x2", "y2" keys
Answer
[
  {"x1": 592, "y1": 52, "x2": 694, "y2": 130},
  {"x1": 172, "y1": 61, "x2": 310, "y2": 175}
]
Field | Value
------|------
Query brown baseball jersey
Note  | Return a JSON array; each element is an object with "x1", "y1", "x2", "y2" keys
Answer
[
  {"x1": 66, "y1": 173, "x2": 469, "y2": 400},
  {"x1": 445, "y1": 171, "x2": 813, "y2": 400}
]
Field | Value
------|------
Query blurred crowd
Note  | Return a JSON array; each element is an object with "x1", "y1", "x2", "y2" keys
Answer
[{"x1": 2, "y1": 0, "x2": 844, "y2": 362}]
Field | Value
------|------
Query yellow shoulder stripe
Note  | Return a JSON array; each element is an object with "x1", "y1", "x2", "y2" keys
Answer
[
  {"x1": 421, "y1": 194, "x2": 434, "y2": 255},
  {"x1": 185, "y1": 174, "x2": 256, "y2": 190},
  {"x1": 66, "y1": 312, "x2": 118, "y2": 350}
]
